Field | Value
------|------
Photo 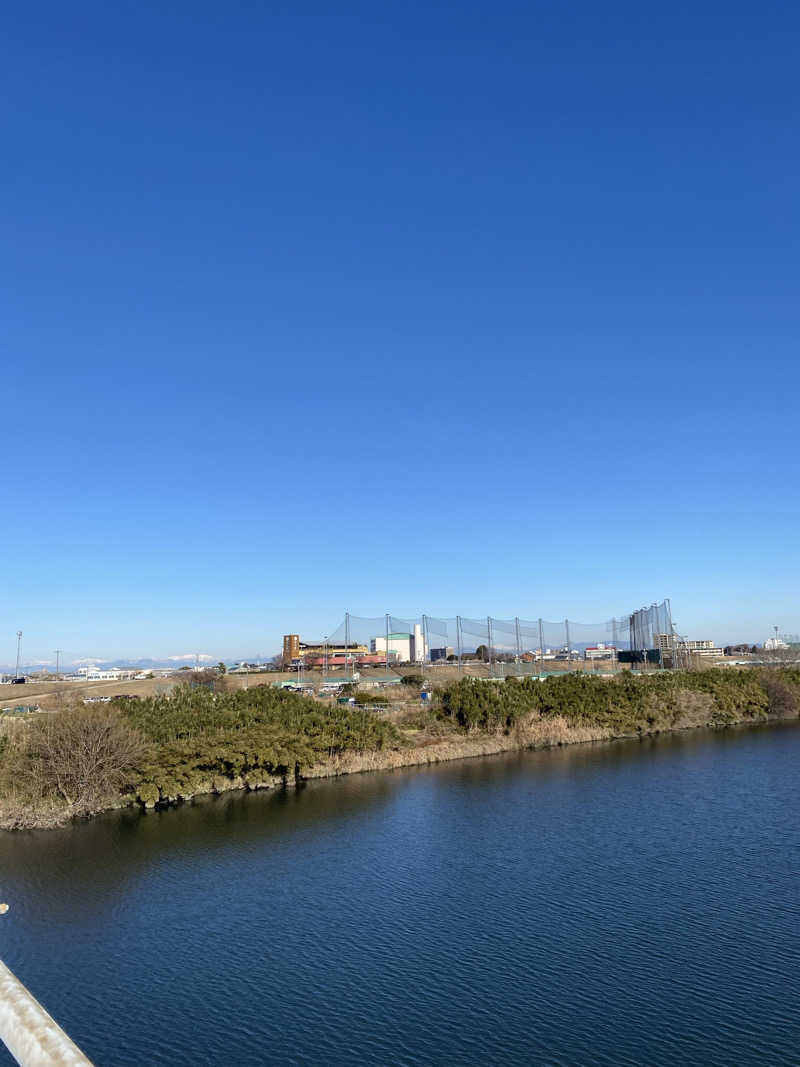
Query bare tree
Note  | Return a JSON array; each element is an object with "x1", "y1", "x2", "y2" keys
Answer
[
  {"x1": 760, "y1": 672, "x2": 800, "y2": 717},
  {"x1": 6, "y1": 705, "x2": 146, "y2": 814}
]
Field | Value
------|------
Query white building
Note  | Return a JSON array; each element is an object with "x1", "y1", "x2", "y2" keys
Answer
[
  {"x1": 371, "y1": 624, "x2": 427, "y2": 663},
  {"x1": 764, "y1": 636, "x2": 788, "y2": 650},
  {"x1": 584, "y1": 645, "x2": 617, "y2": 661},
  {"x1": 371, "y1": 633, "x2": 411, "y2": 662},
  {"x1": 77, "y1": 666, "x2": 138, "y2": 681}
]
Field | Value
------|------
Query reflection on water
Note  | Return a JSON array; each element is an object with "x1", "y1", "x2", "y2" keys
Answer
[{"x1": 1, "y1": 723, "x2": 798, "y2": 1066}]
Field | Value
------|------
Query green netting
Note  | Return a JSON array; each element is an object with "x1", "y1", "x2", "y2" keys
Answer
[{"x1": 316, "y1": 601, "x2": 673, "y2": 666}]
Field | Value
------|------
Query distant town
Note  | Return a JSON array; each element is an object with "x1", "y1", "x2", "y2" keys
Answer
[{"x1": 2, "y1": 620, "x2": 798, "y2": 711}]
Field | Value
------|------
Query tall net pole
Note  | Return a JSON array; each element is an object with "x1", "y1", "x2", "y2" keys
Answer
[
  {"x1": 565, "y1": 619, "x2": 571, "y2": 670},
  {"x1": 456, "y1": 616, "x2": 463, "y2": 672},
  {"x1": 385, "y1": 613, "x2": 390, "y2": 673},
  {"x1": 487, "y1": 616, "x2": 493, "y2": 674},
  {"x1": 345, "y1": 612, "x2": 350, "y2": 678},
  {"x1": 515, "y1": 617, "x2": 521, "y2": 665},
  {"x1": 539, "y1": 618, "x2": 545, "y2": 676},
  {"x1": 665, "y1": 599, "x2": 674, "y2": 669},
  {"x1": 653, "y1": 602, "x2": 664, "y2": 668}
]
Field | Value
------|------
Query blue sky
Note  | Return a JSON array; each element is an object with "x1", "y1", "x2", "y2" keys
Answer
[{"x1": 2, "y1": 0, "x2": 798, "y2": 664}]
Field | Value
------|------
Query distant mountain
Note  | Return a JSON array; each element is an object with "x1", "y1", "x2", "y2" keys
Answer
[{"x1": 1, "y1": 654, "x2": 275, "y2": 674}]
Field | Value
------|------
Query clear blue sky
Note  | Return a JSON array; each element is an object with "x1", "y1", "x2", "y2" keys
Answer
[{"x1": 3, "y1": 0, "x2": 798, "y2": 664}]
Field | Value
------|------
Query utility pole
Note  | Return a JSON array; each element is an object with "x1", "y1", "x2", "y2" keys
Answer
[
  {"x1": 15, "y1": 632, "x2": 22, "y2": 681},
  {"x1": 54, "y1": 649, "x2": 62, "y2": 679}
]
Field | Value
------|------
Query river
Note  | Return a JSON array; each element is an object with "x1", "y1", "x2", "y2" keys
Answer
[{"x1": 0, "y1": 723, "x2": 798, "y2": 1066}]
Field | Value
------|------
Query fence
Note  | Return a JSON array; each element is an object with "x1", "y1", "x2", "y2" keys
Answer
[{"x1": 314, "y1": 600, "x2": 675, "y2": 674}]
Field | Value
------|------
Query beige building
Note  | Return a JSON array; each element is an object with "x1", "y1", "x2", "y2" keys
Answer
[
  {"x1": 283, "y1": 634, "x2": 301, "y2": 661},
  {"x1": 655, "y1": 634, "x2": 724, "y2": 659},
  {"x1": 283, "y1": 634, "x2": 368, "y2": 661}
]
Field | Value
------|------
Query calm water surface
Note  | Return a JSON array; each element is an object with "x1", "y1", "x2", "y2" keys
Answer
[{"x1": 0, "y1": 724, "x2": 798, "y2": 1066}]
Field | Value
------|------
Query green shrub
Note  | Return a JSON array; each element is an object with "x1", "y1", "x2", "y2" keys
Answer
[
  {"x1": 113, "y1": 684, "x2": 401, "y2": 805},
  {"x1": 352, "y1": 691, "x2": 389, "y2": 706},
  {"x1": 437, "y1": 669, "x2": 795, "y2": 736}
]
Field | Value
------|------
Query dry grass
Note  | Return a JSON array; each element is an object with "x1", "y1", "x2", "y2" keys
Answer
[
  {"x1": 305, "y1": 710, "x2": 614, "y2": 782},
  {"x1": 514, "y1": 713, "x2": 612, "y2": 747},
  {"x1": 0, "y1": 795, "x2": 75, "y2": 830},
  {"x1": 670, "y1": 689, "x2": 717, "y2": 728}
]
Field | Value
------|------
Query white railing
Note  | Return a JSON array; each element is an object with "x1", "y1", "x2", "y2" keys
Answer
[{"x1": 0, "y1": 958, "x2": 93, "y2": 1066}]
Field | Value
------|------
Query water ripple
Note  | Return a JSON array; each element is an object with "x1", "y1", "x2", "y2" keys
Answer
[{"x1": 0, "y1": 725, "x2": 798, "y2": 1065}]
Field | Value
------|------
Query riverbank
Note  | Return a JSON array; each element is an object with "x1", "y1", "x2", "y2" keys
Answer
[
  {"x1": 0, "y1": 711, "x2": 789, "y2": 831},
  {"x1": 4, "y1": 703, "x2": 798, "y2": 1067},
  {"x1": 1, "y1": 668, "x2": 798, "y2": 829},
  {"x1": 305, "y1": 714, "x2": 611, "y2": 780},
  {"x1": 305, "y1": 707, "x2": 800, "y2": 781}
]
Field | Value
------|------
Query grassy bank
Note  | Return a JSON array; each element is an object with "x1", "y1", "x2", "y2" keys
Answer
[{"x1": 1, "y1": 669, "x2": 798, "y2": 829}]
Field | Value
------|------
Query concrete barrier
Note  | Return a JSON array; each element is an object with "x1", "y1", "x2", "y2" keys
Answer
[{"x1": 0, "y1": 958, "x2": 93, "y2": 1066}]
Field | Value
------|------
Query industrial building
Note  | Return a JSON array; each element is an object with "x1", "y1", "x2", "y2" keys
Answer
[
  {"x1": 370, "y1": 624, "x2": 427, "y2": 664},
  {"x1": 429, "y1": 647, "x2": 455, "y2": 662},
  {"x1": 370, "y1": 633, "x2": 410, "y2": 662}
]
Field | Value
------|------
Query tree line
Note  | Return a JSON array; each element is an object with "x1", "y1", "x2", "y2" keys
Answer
[
  {"x1": 436, "y1": 668, "x2": 800, "y2": 734},
  {"x1": 0, "y1": 683, "x2": 400, "y2": 824},
  {"x1": 1, "y1": 668, "x2": 797, "y2": 829}
]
